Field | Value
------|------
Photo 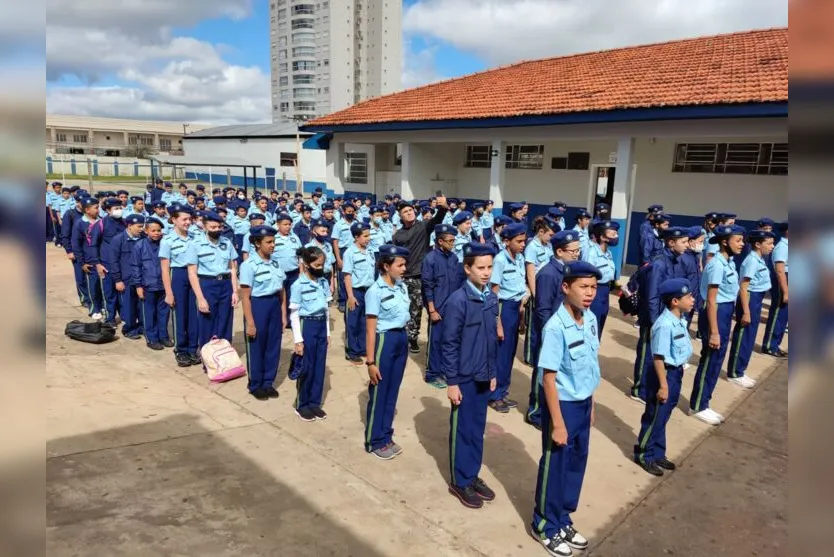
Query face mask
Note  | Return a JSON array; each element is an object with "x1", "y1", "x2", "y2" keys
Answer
[
  {"x1": 110, "y1": 208, "x2": 123, "y2": 219},
  {"x1": 692, "y1": 243, "x2": 704, "y2": 253},
  {"x1": 237, "y1": 194, "x2": 245, "y2": 200},
  {"x1": 606, "y1": 236, "x2": 619, "y2": 247},
  {"x1": 344, "y1": 213, "x2": 355, "y2": 221},
  {"x1": 309, "y1": 267, "x2": 325, "y2": 278},
  {"x1": 373, "y1": 217, "x2": 383, "y2": 225},
  {"x1": 207, "y1": 230, "x2": 221, "y2": 240},
  {"x1": 314, "y1": 233, "x2": 329, "y2": 243}
]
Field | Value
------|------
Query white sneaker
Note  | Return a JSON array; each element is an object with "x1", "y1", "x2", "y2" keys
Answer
[
  {"x1": 683, "y1": 363, "x2": 691, "y2": 371},
  {"x1": 728, "y1": 376, "x2": 753, "y2": 389},
  {"x1": 691, "y1": 408, "x2": 721, "y2": 425},
  {"x1": 531, "y1": 529, "x2": 572, "y2": 557},
  {"x1": 706, "y1": 408, "x2": 726, "y2": 422},
  {"x1": 742, "y1": 376, "x2": 757, "y2": 387},
  {"x1": 629, "y1": 394, "x2": 646, "y2": 405},
  {"x1": 91, "y1": 312, "x2": 103, "y2": 320}
]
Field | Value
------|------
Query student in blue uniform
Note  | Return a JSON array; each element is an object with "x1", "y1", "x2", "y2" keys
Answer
[
  {"x1": 639, "y1": 205, "x2": 664, "y2": 247},
  {"x1": 640, "y1": 213, "x2": 670, "y2": 266},
  {"x1": 368, "y1": 205, "x2": 388, "y2": 255},
  {"x1": 305, "y1": 218, "x2": 336, "y2": 295},
  {"x1": 526, "y1": 231, "x2": 582, "y2": 430},
  {"x1": 269, "y1": 214, "x2": 302, "y2": 319},
  {"x1": 572, "y1": 209, "x2": 592, "y2": 259},
  {"x1": 150, "y1": 202, "x2": 171, "y2": 235},
  {"x1": 726, "y1": 229, "x2": 775, "y2": 387},
  {"x1": 363, "y1": 244, "x2": 411, "y2": 459},
  {"x1": 593, "y1": 202, "x2": 610, "y2": 221},
  {"x1": 489, "y1": 222, "x2": 530, "y2": 413},
  {"x1": 485, "y1": 215, "x2": 511, "y2": 250},
  {"x1": 582, "y1": 220, "x2": 619, "y2": 339},
  {"x1": 523, "y1": 217, "x2": 557, "y2": 365},
  {"x1": 550, "y1": 202, "x2": 568, "y2": 231},
  {"x1": 62, "y1": 195, "x2": 91, "y2": 308},
  {"x1": 187, "y1": 211, "x2": 239, "y2": 347},
  {"x1": 689, "y1": 224, "x2": 745, "y2": 425},
  {"x1": 442, "y1": 242, "x2": 499, "y2": 508},
  {"x1": 733, "y1": 217, "x2": 774, "y2": 272},
  {"x1": 72, "y1": 197, "x2": 107, "y2": 319},
  {"x1": 333, "y1": 202, "x2": 358, "y2": 312},
  {"x1": 421, "y1": 224, "x2": 465, "y2": 389},
  {"x1": 507, "y1": 202, "x2": 524, "y2": 224},
  {"x1": 343, "y1": 221, "x2": 375, "y2": 364},
  {"x1": 470, "y1": 202, "x2": 486, "y2": 242},
  {"x1": 133, "y1": 217, "x2": 173, "y2": 351},
  {"x1": 531, "y1": 261, "x2": 602, "y2": 557},
  {"x1": 634, "y1": 278, "x2": 694, "y2": 476},
  {"x1": 452, "y1": 211, "x2": 474, "y2": 261},
  {"x1": 293, "y1": 204, "x2": 314, "y2": 244},
  {"x1": 240, "y1": 225, "x2": 287, "y2": 401},
  {"x1": 480, "y1": 200, "x2": 495, "y2": 230},
  {"x1": 680, "y1": 226, "x2": 705, "y2": 331},
  {"x1": 90, "y1": 198, "x2": 127, "y2": 326},
  {"x1": 109, "y1": 214, "x2": 146, "y2": 338},
  {"x1": 762, "y1": 222, "x2": 789, "y2": 357}
]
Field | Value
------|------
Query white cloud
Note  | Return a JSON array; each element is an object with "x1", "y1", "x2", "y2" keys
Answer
[
  {"x1": 401, "y1": 40, "x2": 448, "y2": 89},
  {"x1": 404, "y1": 0, "x2": 788, "y2": 70},
  {"x1": 46, "y1": 0, "x2": 269, "y2": 124}
]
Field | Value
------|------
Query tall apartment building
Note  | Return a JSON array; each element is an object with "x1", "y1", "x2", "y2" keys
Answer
[{"x1": 269, "y1": 0, "x2": 402, "y2": 123}]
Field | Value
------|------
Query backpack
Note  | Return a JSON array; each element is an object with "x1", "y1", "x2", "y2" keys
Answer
[
  {"x1": 65, "y1": 320, "x2": 118, "y2": 344},
  {"x1": 200, "y1": 337, "x2": 246, "y2": 383},
  {"x1": 618, "y1": 262, "x2": 653, "y2": 316}
]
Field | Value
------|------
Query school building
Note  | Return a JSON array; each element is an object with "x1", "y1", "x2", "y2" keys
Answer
[{"x1": 300, "y1": 27, "x2": 788, "y2": 268}]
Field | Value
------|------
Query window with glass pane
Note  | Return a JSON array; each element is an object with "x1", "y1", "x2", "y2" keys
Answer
[
  {"x1": 279, "y1": 76, "x2": 289, "y2": 86},
  {"x1": 292, "y1": 18, "x2": 314, "y2": 30},
  {"x1": 346, "y1": 153, "x2": 368, "y2": 184},
  {"x1": 673, "y1": 142, "x2": 788, "y2": 175},
  {"x1": 464, "y1": 145, "x2": 492, "y2": 168},
  {"x1": 280, "y1": 152, "x2": 297, "y2": 166},
  {"x1": 292, "y1": 46, "x2": 316, "y2": 57},
  {"x1": 292, "y1": 60, "x2": 316, "y2": 71},
  {"x1": 505, "y1": 144, "x2": 544, "y2": 169}
]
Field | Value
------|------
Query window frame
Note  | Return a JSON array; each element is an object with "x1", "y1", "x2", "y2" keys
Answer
[
  {"x1": 505, "y1": 144, "x2": 544, "y2": 170},
  {"x1": 345, "y1": 152, "x2": 368, "y2": 184},
  {"x1": 672, "y1": 142, "x2": 788, "y2": 175},
  {"x1": 280, "y1": 152, "x2": 298, "y2": 166},
  {"x1": 464, "y1": 145, "x2": 492, "y2": 168}
]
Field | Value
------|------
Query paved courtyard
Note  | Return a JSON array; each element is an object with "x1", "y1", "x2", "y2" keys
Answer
[{"x1": 45, "y1": 245, "x2": 787, "y2": 556}]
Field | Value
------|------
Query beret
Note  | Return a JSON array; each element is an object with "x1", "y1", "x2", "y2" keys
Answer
[
  {"x1": 274, "y1": 213, "x2": 293, "y2": 223},
  {"x1": 322, "y1": 202, "x2": 334, "y2": 210},
  {"x1": 648, "y1": 204, "x2": 664, "y2": 213},
  {"x1": 508, "y1": 202, "x2": 524, "y2": 212},
  {"x1": 548, "y1": 207, "x2": 565, "y2": 218},
  {"x1": 434, "y1": 224, "x2": 456, "y2": 237},
  {"x1": 104, "y1": 198, "x2": 122, "y2": 209},
  {"x1": 130, "y1": 196, "x2": 143, "y2": 203},
  {"x1": 202, "y1": 211, "x2": 224, "y2": 224},
  {"x1": 51, "y1": 181, "x2": 62, "y2": 186},
  {"x1": 248, "y1": 213, "x2": 266, "y2": 221},
  {"x1": 593, "y1": 220, "x2": 620, "y2": 232},
  {"x1": 747, "y1": 229, "x2": 776, "y2": 241},
  {"x1": 312, "y1": 218, "x2": 330, "y2": 228},
  {"x1": 594, "y1": 202, "x2": 610, "y2": 211},
  {"x1": 212, "y1": 196, "x2": 226, "y2": 205},
  {"x1": 501, "y1": 222, "x2": 527, "y2": 239},
  {"x1": 301, "y1": 204, "x2": 313, "y2": 212},
  {"x1": 660, "y1": 226, "x2": 688, "y2": 239},
  {"x1": 551, "y1": 230, "x2": 581, "y2": 248},
  {"x1": 249, "y1": 225, "x2": 277, "y2": 238},
  {"x1": 709, "y1": 224, "x2": 746, "y2": 243},
  {"x1": 81, "y1": 197, "x2": 99, "y2": 208},
  {"x1": 494, "y1": 215, "x2": 514, "y2": 226},
  {"x1": 145, "y1": 217, "x2": 163, "y2": 228},
  {"x1": 462, "y1": 242, "x2": 496, "y2": 258},
  {"x1": 576, "y1": 208, "x2": 592, "y2": 219},
  {"x1": 124, "y1": 214, "x2": 145, "y2": 225},
  {"x1": 151, "y1": 201, "x2": 167, "y2": 209},
  {"x1": 169, "y1": 203, "x2": 194, "y2": 216},
  {"x1": 687, "y1": 226, "x2": 706, "y2": 239},
  {"x1": 563, "y1": 261, "x2": 603, "y2": 280},
  {"x1": 376, "y1": 244, "x2": 409, "y2": 258},
  {"x1": 756, "y1": 217, "x2": 775, "y2": 228},
  {"x1": 659, "y1": 278, "x2": 692, "y2": 300},
  {"x1": 453, "y1": 211, "x2": 473, "y2": 225},
  {"x1": 653, "y1": 213, "x2": 672, "y2": 224},
  {"x1": 351, "y1": 222, "x2": 370, "y2": 236}
]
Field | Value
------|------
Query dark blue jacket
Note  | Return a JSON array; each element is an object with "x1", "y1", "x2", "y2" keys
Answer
[
  {"x1": 108, "y1": 230, "x2": 144, "y2": 284},
  {"x1": 680, "y1": 250, "x2": 702, "y2": 304},
  {"x1": 61, "y1": 207, "x2": 84, "y2": 253},
  {"x1": 440, "y1": 284, "x2": 499, "y2": 385},
  {"x1": 421, "y1": 247, "x2": 464, "y2": 314},
  {"x1": 70, "y1": 218, "x2": 97, "y2": 265},
  {"x1": 639, "y1": 219, "x2": 653, "y2": 246},
  {"x1": 639, "y1": 229, "x2": 663, "y2": 266},
  {"x1": 293, "y1": 220, "x2": 313, "y2": 245},
  {"x1": 150, "y1": 187, "x2": 164, "y2": 204},
  {"x1": 132, "y1": 237, "x2": 164, "y2": 291},
  {"x1": 640, "y1": 249, "x2": 687, "y2": 325},
  {"x1": 534, "y1": 257, "x2": 566, "y2": 331},
  {"x1": 221, "y1": 223, "x2": 235, "y2": 243},
  {"x1": 88, "y1": 216, "x2": 126, "y2": 266}
]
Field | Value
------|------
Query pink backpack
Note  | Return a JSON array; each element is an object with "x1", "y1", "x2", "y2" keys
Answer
[{"x1": 200, "y1": 337, "x2": 246, "y2": 383}]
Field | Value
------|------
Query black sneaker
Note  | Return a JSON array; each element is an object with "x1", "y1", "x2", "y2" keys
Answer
[
  {"x1": 265, "y1": 387, "x2": 280, "y2": 399},
  {"x1": 295, "y1": 407, "x2": 317, "y2": 422},
  {"x1": 530, "y1": 528, "x2": 572, "y2": 557},
  {"x1": 488, "y1": 400, "x2": 510, "y2": 414},
  {"x1": 655, "y1": 457, "x2": 676, "y2": 471},
  {"x1": 560, "y1": 525, "x2": 588, "y2": 550},
  {"x1": 250, "y1": 389, "x2": 269, "y2": 401},
  {"x1": 448, "y1": 483, "x2": 484, "y2": 509},
  {"x1": 188, "y1": 353, "x2": 202, "y2": 366},
  {"x1": 160, "y1": 338, "x2": 175, "y2": 348},
  {"x1": 408, "y1": 339, "x2": 420, "y2": 353},
  {"x1": 147, "y1": 342, "x2": 165, "y2": 351},
  {"x1": 525, "y1": 414, "x2": 543, "y2": 431},
  {"x1": 311, "y1": 407, "x2": 327, "y2": 420},
  {"x1": 471, "y1": 477, "x2": 495, "y2": 501},
  {"x1": 503, "y1": 398, "x2": 519, "y2": 409},
  {"x1": 125, "y1": 333, "x2": 142, "y2": 340},
  {"x1": 175, "y1": 352, "x2": 191, "y2": 367},
  {"x1": 637, "y1": 459, "x2": 664, "y2": 476},
  {"x1": 345, "y1": 355, "x2": 364, "y2": 365}
]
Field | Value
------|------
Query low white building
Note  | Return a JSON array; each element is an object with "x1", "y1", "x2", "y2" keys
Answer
[{"x1": 302, "y1": 28, "x2": 788, "y2": 269}]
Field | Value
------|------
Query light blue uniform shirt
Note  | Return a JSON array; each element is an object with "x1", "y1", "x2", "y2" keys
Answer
[
  {"x1": 368, "y1": 225, "x2": 386, "y2": 254},
  {"x1": 700, "y1": 253, "x2": 739, "y2": 303},
  {"x1": 490, "y1": 249, "x2": 527, "y2": 301},
  {"x1": 333, "y1": 219, "x2": 355, "y2": 250},
  {"x1": 453, "y1": 232, "x2": 471, "y2": 263},
  {"x1": 391, "y1": 212, "x2": 401, "y2": 228},
  {"x1": 46, "y1": 191, "x2": 58, "y2": 207},
  {"x1": 650, "y1": 308, "x2": 693, "y2": 367},
  {"x1": 309, "y1": 200, "x2": 323, "y2": 219},
  {"x1": 379, "y1": 220, "x2": 394, "y2": 242},
  {"x1": 343, "y1": 244, "x2": 375, "y2": 288},
  {"x1": 536, "y1": 304, "x2": 601, "y2": 401},
  {"x1": 442, "y1": 212, "x2": 453, "y2": 226},
  {"x1": 159, "y1": 231, "x2": 193, "y2": 268},
  {"x1": 582, "y1": 242, "x2": 615, "y2": 283},
  {"x1": 289, "y1": 210, "x2": 302, "y2": 224},
  {"x1": 772, "y1": 238, "x2": 788, "y2": 274},
  {"x1": 481, "y1": 211, "x2": 494, "y2": 230},
  {"x1": 573, "y1": 225, "x2": 590, "y2": 258},
  {"x1": 471, "y1": 216, "x2": 485, "y2": 239},
  {"x1": 57, "y1": 196, "x2": 75, "y2": 216},
  {"x1": 271, "y1": 232, "x2": 302, "y2": 273},
  {"x1": 358, "y1": 205, "x2": 371, "y2": 220},
  {"x1": 740, "y1": 251, "x2": 771, "y2": 292},
  {"x1": 704, "y1": 232, "x2": 720, "y2": 263},
  {"x1": 305, "y1": 238, "x2": 335, "y2": 274},
  {"x1": 239, "y1": 252, "x2": 286, "y2": 297},
  {"x1": 365, "y1": 276, "x2": 410, "y2": 332},
  {"x1": 290, "y1": 274, "x2": 332, "y2": 316},
  {"x1": 160, "y1": 192, "x2": 178, "y2": 206},
  {"x1": 525, "y1": 237, "x2": 553, "y2": 273},
  {"x1": 233, "y1": 218, "x2": 251, "y2": 236},
  {"x1": 186, "y1": 234, "x2": 238, "y2": 275}
]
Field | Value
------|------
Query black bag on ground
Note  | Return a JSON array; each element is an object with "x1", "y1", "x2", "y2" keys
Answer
[{"x1": 64, "y1": 320, "x2": 118, "y2": 344}]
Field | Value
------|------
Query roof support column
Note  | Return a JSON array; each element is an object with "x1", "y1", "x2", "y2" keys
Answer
[
  {"x1": 400, "y1": 142, "x2": 414, "y2": 200},
  {"x1": 326, "y1": 141, "x2": 345, "y2": 195},
  {"x1": 611, "y1": 137, "x2": 635, "y2": 278},
  {"x1": 489, "y1": 139, "x2": 506, "y2": 214}
]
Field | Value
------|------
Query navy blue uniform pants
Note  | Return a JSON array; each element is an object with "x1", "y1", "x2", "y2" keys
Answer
[
  {"x1": 523, "y1": 297, "x2": 536, "y2": 365},
  {"x1": 171, "y1": 267, "x2": 199, "y2": 355},
  {"x1": 282, "y1": 269, "x2": 299, "y2": 329},
  {"x1": 197, "y1": 278, "x2": 233, "y2": 347},
  {"x1": 141, "y1": 289, "x2": 171, "y2": 343},
  {"x1": 532, "y1": 397, "x2": 592, "y2": 539},
  {"x1": 244, "y1": 294, "x2": 283, "y2": 393},
  {"x1": 763, "y1": 273, "x2": 788, "y2": 353},
  {"x1": 634, "y1": 365, "x2": 683, "y2": 465},
  {"x1": 425, "y1": 317, "x2": 445, "y2": 382},
  {"x1": 72, "y1": 259, "x2": 90, "y2": 306},
  {"x1": 449, "y1": 380, "x2": 491, "y2": 488},
  {"x1": 119, "y1": 285, "x2": 142, "y2": 336},
  {"x1": 296, "y1": 317, "x2": 327, "y2": 409},
  {"x1": 727, "y1": 290, "x2": 766, "y2": 378},
  {"x1": 493, "y1": 299, "x2": 521, "y2": 402},
  {"x1": 102, "y1": 272, "x2": 121, "y2": 325},
  {"x1": 364, "y1": 329, "x2": 407, "y2": 452},
  {"x1": 337, "y1": 247, "x2": 347, "y2": 309},
  {"x1": 631, "y1": 325, "x2": 653, "y2": 400},
  {"x1": 84, "y1": 270, "x2": 105, "y2": 316},
  {"x1": 344, "y1": 287, "x2": 367, "y2": 359},
  {"x1": 690, "y1": 301, "x2": 734, "y2": 412},
  {"x1": 589, "y1": 284, "x2": 610, "y2": 340},
  {"x1": 46, "y1": 207, "x2": 55, "y2": 242}
]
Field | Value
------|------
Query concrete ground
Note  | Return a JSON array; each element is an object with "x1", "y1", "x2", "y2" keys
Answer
[{"x1": 45, "y1": 244, "x2": 787, "y2": 556}]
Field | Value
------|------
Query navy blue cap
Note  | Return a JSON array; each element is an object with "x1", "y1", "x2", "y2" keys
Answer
[
  {"x1": 434, "y1": 224, "x2": 456, "y2": 237},
  {"x1": 145, "y1": 217, "x2": 163, "y2": 228},
  {"x1": 660, "y1": 226, "x2": 688, "y2": 240},
  {"x1": 116, "y1": 190, "x2": 129, "y2": 196},
  {"x1": 322, "y1": 202, "x2": 334, "y2": 210},
  {"x1": 164, "y1": 182, "x2": 173, "y2": 187},
  {"x1": 551, "y1": 230, "x2": 581, "y2": 249},
  {"x1": 653, "y1": 213, "x2": 672, "y2": 224},
  {"x1": 594, "y1": 202, "x2": 610, "y2": 212},
  {"x1": 94, "y1": 192, "x2": 107, "y2": 199},
  {"x1": 301, "y1": 204, "x2": 313, "y2": 212},
  {"x1": 756, "y1": 217, "x2": 775, "y2": 228},
  {"x1": 61, "y1": 186, "x2": 71, "y2": 192},
  {"x1": 312, "y1": 190, "x2": 322, "y2": 197},
  {"x1": 687, "y1": 226, "x2": 706, "y2": 239},
  {"x1": 103, "y1": 198, "x2": 122, "y2": 209},
  {"x1": 51, "y1": 181, "x2": 62, "y2": 186},
  {"x1": 494, "y1": 215, "x2": 513, "y2": 227},
  {"x1": 747, "y1": 229, "x2": 776, "y2": 241},
  {"x1": 351, "y1": 222, "x2": 370, "y2": 236},
  {"x1": 215, "y1": 206, "x2": 228, "y2": 215},
  {"x1": 453, "y1": 211, "x2": 473, "y2": 225},
  {"x1": 720, "y1": 212, "x2": 737, "y2": 220},
  {"x1": 376, "y1": 244, "x2": 409, "y2": 258},
  {"x1": 69, "y1": 185, "x2": 81, "y2": 192},
  {"x1": 593, "y1": 220, "x2": 621, "y2": 232},
  {"x1": 277, "y1": 197, "x2": 288, "y2": 203},
  {"x1": 508, "y1": 202, "x2": 524, "y2": 212},
  {"x1": 212, "y1": 196, "x2": 226, "y2": 205},
  {"x1": 202, "y1": 211, "x2": 224, "y2": 224},
  {"x1": 152, "y1": 201, "x2": 167, "y2": 210},
  {"x1": 548, "y1": 207, "x2": 565, "y2": 218},
  {"x1": 553, "y1": 201, "x2": 567, "y2": 210},
  {"x1": 576, "y1": 209, "x2": 592, "y2": 219},
  {"x1": 274, "y1": 213, "x2": 292, "y2": 223},
  {"x1": 563, "y1": 261, "x2": 603, "y2": 280},
  {"x1": 392, "y1": 193, "x2": 401, "y2": 199},
  {"x1": 659, "y1": 278, "x2": 692, "y2": 300},
  {"x1": 248, "y1": 213, "x2": 266, "y2": 221},
  {"x1": 486, "y1": 199, "x2": 494, "y2": 205},
  {"x1": 311, "y1": 218, "x2": 330, "y2": 229},
  {"x1": 648, "y1": 204, "x2": 664, "y2": 213},
  {"x1": 130, "y1": 196, "x2": 143, "y2": 203},
  {"x1": 81, "y1": 197, "x2": 99, "y2": 208},
  {"x1": 196, "y1": 184, "x2": 205, "y2": 190},
  {"x1": 372, "y1": 204, "x2": 386, "y2": 213},
  {"x1": 462, "y1": 242, "x2": 496, "y2": 258},
  {"x1": 544, "y1": 217, "x2": 562, "y2": 233},
  {"x1": 169, "y1": 203, "x2": 194, "y2": 216},
  {"x1": 472, "y1": 202, "x2": 485, "y2": 210},
  {"x1": 125, "y1": 214, "x2": 145, "y2": 225},
  {"x1": 314, "y1": 186, "x2": 323, "y2": 192},
  {"x1": 362, "y1": 217, "x2": 372, "y2": 225},
  {"x1": 501, "y1": 222, "x2": 527, "y2": 239},
  {"x1": 249, "y1": 225, "x2": 277, "y2": 238},
  {"x1": 194, "y1": 210, "x2": 205, "y2": 219},
  {"x1": 384, "y1": 194, "x2": 392, "y2": 200},
  {"x1": 709, "y1": 224, "x2": 746, "y2": 243}
]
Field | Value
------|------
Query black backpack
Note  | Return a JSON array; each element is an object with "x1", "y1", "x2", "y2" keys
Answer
[
  {"x1": 618, "y1": 262, "x2": 653, "y2": 316},
  {"x1": 64, "y1": 320, "x2": 118, "y2": 344}
]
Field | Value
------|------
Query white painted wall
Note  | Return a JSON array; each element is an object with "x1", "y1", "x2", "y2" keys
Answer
[
  {"x1": 343, "y1": 143, "x2": 375, "y2": 194},
  {"x1": 408, "y1": 143, "x2": 459, "y2": 199}
]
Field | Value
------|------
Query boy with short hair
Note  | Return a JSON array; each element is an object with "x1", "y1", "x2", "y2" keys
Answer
[{"x1": 133, "y1": 218, "x2": 173, "y2": 350}]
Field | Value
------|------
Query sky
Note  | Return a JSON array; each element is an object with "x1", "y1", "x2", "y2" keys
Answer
[{"x1": 45, "y1": 0, "x2": 788, "y2": 126}]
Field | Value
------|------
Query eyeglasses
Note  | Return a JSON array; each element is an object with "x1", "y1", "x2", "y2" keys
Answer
[{"x1": 563, "y1": 248, "x2": 581, "y2": 255}]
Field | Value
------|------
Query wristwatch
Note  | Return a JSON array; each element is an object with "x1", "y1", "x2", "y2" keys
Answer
[{"x1": 365, "y1": 360, "x2": 376, "y2": 366}]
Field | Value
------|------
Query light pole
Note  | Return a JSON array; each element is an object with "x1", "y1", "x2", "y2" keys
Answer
[{"x1": 292, "y1": 116, "x2": 304, "y2": 194}]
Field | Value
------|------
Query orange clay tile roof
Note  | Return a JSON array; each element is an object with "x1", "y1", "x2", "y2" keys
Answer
[{"x1": 308, "y1": 28, "x2": 787, "y2": 127}]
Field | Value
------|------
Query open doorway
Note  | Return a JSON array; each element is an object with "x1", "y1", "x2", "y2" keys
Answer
[{"x1": 593, "y1": 166, "x2": 615, "y2": 212}]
